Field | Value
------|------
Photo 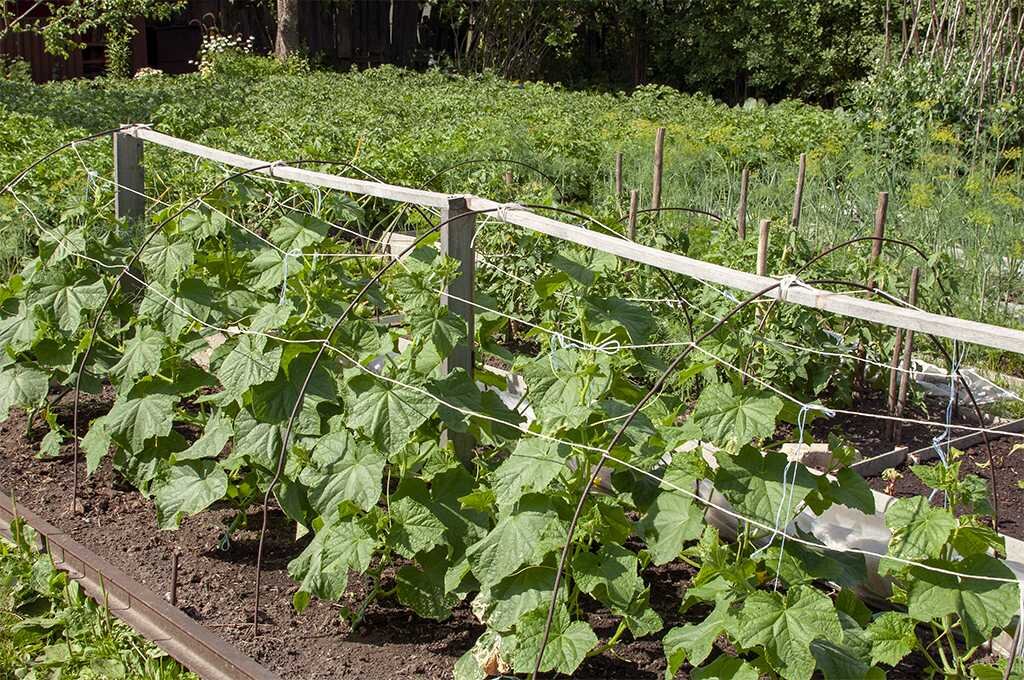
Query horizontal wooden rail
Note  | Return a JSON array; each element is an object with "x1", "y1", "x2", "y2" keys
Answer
[
  {"x1": 128, "y1": 127, "x2": 452, "y2": 209},
  {"x1": 125, "y1": 125, "x2": 1024, "y2": 356}
]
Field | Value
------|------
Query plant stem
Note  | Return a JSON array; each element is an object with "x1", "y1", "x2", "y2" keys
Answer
[{"x1": 586, "y1": 619, "x2": 628, "y2": 658}]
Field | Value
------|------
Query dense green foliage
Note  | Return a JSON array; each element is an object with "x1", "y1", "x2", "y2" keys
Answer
[{"x1": 0, "y1": 518, "x2": 196, "y2": 679}]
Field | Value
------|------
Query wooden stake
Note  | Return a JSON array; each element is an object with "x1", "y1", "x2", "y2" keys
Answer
[
  {"x1": 857, "y1": 191, "x2": 890, "y2": 390},
  {"x1": 868, "y1": 191, "x2": 889, "y2": 288},
  {"x1": 170, "y1": 551, "x2": 179, "y2": 607},
  {"x1": 756, "y1": 219, "x2": 770, "y2": 276},
  {"x1": 885, "y1": 329, "x2": 905, "y2": 441},
  {"x1": 628, "y1": 189, "x2": 639, "y2": 240},
  {"x1": 893, "y1": 267, "x2": 921, "y2": 441},
  {"x1": 614, "y1": 152, "x2": 623, "y2": 197},
  {"x1": 737, "y1": 166, "x2": 749, "y2": 240},
  {"x1": 791, "y1": 153, "x2": 806, "y2": 228},
  {"x1": 503, "y1": 170, "x2": 513, "y2": 186},
  {"x1": 652, "y1": 127, "x2": 665, "y2": 211}
]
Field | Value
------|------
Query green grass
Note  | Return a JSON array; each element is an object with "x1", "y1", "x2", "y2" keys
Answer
[{"x1": 0, "y1": 517, "x2": 197, "y2": 680}]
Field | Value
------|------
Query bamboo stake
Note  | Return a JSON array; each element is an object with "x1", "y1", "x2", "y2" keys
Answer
[
  {"x1": 894, "y1": 267, "x2": 922, "y2": 441},
  {"x1": 651, "y1": 127, "x2": 665, "y2": 211},
  {"x1": 628, "y1": 189, "x2": 639, "y2": 240},
  {"x1": 737, "y1": 166, "x2": 749, "y2": 240},
  {"x1": 614, "y1": 151, "x2": 623, "y2": 197},
  {"x1": 791, "y1": 153, "x2": 806, "y2": 228},
  {"x1": 756, "y1": 219, "x2": 770, "y2": 276}
]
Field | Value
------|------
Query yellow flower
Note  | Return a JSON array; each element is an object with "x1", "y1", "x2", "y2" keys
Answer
[{"x1": 929, "y1": 126, "x2": 958, "y2": 145}]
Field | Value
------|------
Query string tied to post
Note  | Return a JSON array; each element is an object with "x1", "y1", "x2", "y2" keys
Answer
[
  {"x1": 120, "y1": 123, "x2": 154, "y2": 137},
  {"x1": 280, "y1": 249, "x2": 302, "y2": 304},
  {"x1": 495, "y1": 202, "x2": 525, "y2": 224},
  {"x1": 268, "y1": 160, "x2": 286, "y2": 178},
  {"x1": 777, "y1": 274, "x2": 812, "y2": 302},
  {"x1": 753, "y1": 401, "x2": 834, "y2": 591}
]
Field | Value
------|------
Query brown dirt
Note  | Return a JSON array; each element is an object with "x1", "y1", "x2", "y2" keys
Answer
[{"x1": 866, "y1": 436, "x2": 1024, "y2": 540}]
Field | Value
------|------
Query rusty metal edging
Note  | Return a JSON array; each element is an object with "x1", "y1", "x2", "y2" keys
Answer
[{"x1": 0, "y1": 489, "x2": 284, "y2": 680}]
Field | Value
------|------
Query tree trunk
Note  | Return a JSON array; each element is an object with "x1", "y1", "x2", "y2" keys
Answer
[{"x1": 275, "y1": 0, "x2": 299, "y2": 60}]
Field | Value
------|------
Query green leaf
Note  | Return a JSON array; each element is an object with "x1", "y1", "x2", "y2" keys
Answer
[
  {"x1": 269, "y1": 212, "x2": 330, "y2": 251},
  {"x1": 176, "y1": 410, "x2": 232, "y2": 461},
  {"x1": 809, "y1": 638, "x2": 877, "y2": 680},
  {"x1": 906, "y1": 554, "x2": 1019, "y2": 647},
  {"x1": 154, "y1": 460, "x2": 228, "y2": 529},
  {"x1": 110, "y1": 326, "x2": 165, "y2": 384},
  {"x1": 691, "y1": 655, "x2": 759, "y2": 680},
  {"x1": 865, "y1": 612, "x2": 916, "y2": 666},
  {"x1": 0, "y1": 306, "x2": 38, "y2": 352},
  {"x1": 692, "y1": 383, "x2": 782, "y2": 448},
  {"x1": 467, "y1": 496, "x2": 566, "y2": 587},
  {"x1": 0, "y1": 365, "x2": 48, "y2": 419},
  {"x1": 388, "y1": 496, "x2": 446, "y2": 558},
  {"x1": 510, "y1": 607, "x2": 597, "y2": 676},
  {"x1": 230, "y1": 409, "x2": 283, "y2": 470},
  {"x1": 885, "y1": 496, "x2": 956, "y2": 562},
  {"x1": 585, "y1": 296, "x2": 653, "y2": 343},
  {"x1": 37, "y1": 277, "x2": 106, "y2": 331},
  {"x1": 492, "y1": 438, "x2": 566, "y2": 511},
  {"x1": 288, "y1": 519, "x2": 375, "y2": 603},
  {"x1": 408, "y1": 304, "x2": 466, "y2": 358},
  {"x1": 141, "y1": 234, "x2": 194, "y2": 284},
  {"x1": 829, "y1": 467, "x2": 876, "y2": 514},
  {"x1": 347, "y1": 373, "x2": 437, "y2": 453},
  {"x1": 215, "y1": 335, "x2": 282, "y2": 402},
  {"x1": 714, "y1": 447, "x2": 816, "y2": 529},
  {"x1": 396, "y1": 547, "x2": 459, "y2": 621},
  {"x1": 639, "y1": 487, "x2": 704, "y2": 566},
  {"x1": 735, "y1": 585, "x2": 842, "y2": 680},
  {"x1": 572, "y1": 544, "x2": 643, "y2": 611},
  {"x1": 82, "y1": 419, "x2": 111, "y2": 474},
  {"x1": 299, "y1": 430, "x2": 385, "y2": 515},
  {"x1": 476, "y1": 565, "x2": 557, "y2": 631},
  {"x1": 663, "y1": 598, "x2": 734, "y2": 675},
  {"x1": 105, "y1": 393, "x2": 176, "y2": 452}
]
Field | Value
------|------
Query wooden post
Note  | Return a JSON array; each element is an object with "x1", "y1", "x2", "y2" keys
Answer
[
  {"x1": 651, "y1": 127, "x2": 665, "y2": 211},
  {"x1": 791, "y1": 152, "x2": 806, "y2": 228},
  {"x1": 627, "y1": 189, "x2": 639, "y2": 240},
  {"x1": 114, "y1": 129, "x2": 145, "y2": 221},
  {"x1": 737, "y1": 165, "x2": 749, "y2": 240},
  {"x1": 893, "y1": 267, "x2": 921, "y2": 441},
  {"x1": 440, "y1": 196, "x2": 476, "y2": 464},
  {"x1": 756, "y1": 219, "x2": 770, "y2": 276},
  {"x1": 503, "y1": 170, "x2": 513, "y2": 186},
  {"x1": 614, "y1": 152, "x2": 623, "y2": 197},
  {"x1": 885, "y1": 329, "x2": 904, "y2": 441}
]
